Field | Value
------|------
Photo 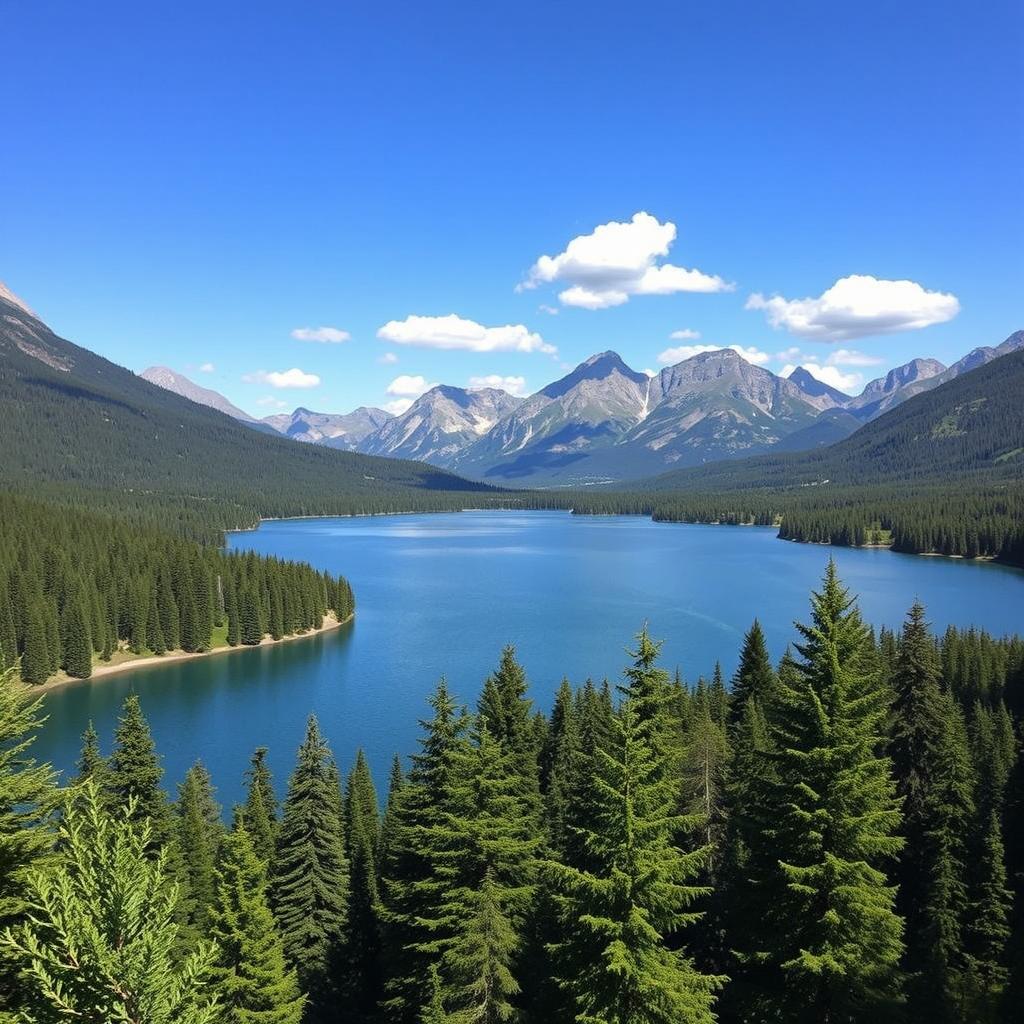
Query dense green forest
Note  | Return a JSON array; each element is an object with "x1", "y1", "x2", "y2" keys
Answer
[
  {"x1": 0, "y1": 495, "x2": 354, "y2": 684},
  {"x1": 2, "y1": 567, "x2": 1021, "y2": 1022}
]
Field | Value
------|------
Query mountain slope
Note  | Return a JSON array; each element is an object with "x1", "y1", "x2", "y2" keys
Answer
[
  {"x1": 359, "y1": 386, "x2": 521, "y2": 461},
  {"x1": 263, "y1": 405, "x2": 392, "y2": 448},
  {"x1": 633, "y1": 349, "x2": 1024, "y2": 493},
  {"x1": 451, "y1": 352, "x2": 653, "y2": 481},
  {"x1": 140, "y1": 365, "x2": 262, "y2": 423},
  {"x1": 0, "y1": 287, "x2": 496, "y2": 533}
]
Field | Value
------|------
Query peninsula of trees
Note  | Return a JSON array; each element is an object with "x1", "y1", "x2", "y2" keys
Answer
[{"x1": 2, "y1": 566, "x2": 1021, "y2": 1022}]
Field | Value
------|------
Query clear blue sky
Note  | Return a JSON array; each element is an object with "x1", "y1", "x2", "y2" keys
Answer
[{"x1": 2, "y1": 1, "x2": 1021, "y2": 414}]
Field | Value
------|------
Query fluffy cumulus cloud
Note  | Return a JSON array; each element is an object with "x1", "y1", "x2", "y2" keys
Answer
[
  {"x1": 747, "y1": 274, "x2": 960, "y2": 341},
  {"x1": 781, "y1": 362, "x2": 863, "y2": 394},
  {"x1": 384, "y1": 399, "x2": 414, "y2": 415},
  {"x1": 198, "y1": 362, "x2": 216, "y2": 373},
  {"x1": 243, "y1": 368, "x2": 321, "y2": 389},
  {"x1": 467, "y1": 374, "x2": 528, "y2": 397},
  {"x1": 657, "y1": 343, "x2": 770, "y2": 366},
  {"x1": 291, "y1": 326, "x2": 351, "y2": 343},
  {"x1": 519, "y1": 212, "x2": 731, "y2": 309},
  {"x1": 669, "y1": 328, "x2": 701, "y2": 340},
  {"x1": 377, "y1": 314, "x2": 555, "y2": 355},
  {"x1": 386, "y1": 374, "x2": 438, "y2": 397}
]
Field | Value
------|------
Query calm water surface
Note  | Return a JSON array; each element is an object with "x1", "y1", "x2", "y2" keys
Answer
[{"x1": 35, "y1": 511, "x2": 1024, "y2": 805}]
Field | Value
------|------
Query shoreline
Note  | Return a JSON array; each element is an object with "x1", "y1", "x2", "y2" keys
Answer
[{"x1": 38, "y1": 612, "x2": 352, "y2": 694}]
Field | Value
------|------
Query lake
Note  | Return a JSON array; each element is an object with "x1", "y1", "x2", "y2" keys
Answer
[{"x1": 33, "y1": 511, "x2": 1024, "y2": 807}]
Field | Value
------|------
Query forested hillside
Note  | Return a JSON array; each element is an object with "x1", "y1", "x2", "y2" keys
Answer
[
  {"x1": 638, "y1": 348, "x2": 1024, "y2": 492},
  {"x1": 558, "y1": 351, "x2": 1024, "y2": 565},
  {"x1": 0, "y1": 290, "x2": 495, "y2": 542},
  {"x1": 2, "y1": 567, "x2": 1022, "y2": 1021}
]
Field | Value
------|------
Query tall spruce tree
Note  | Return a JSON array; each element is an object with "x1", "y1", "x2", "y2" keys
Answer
[
  {"x1": 74, "y1": 720, "x2": 107, "y2": 788},
  {"x1": 728, "y1": 619, "x2": 775, "y2": 733},
  {"x1": 244, "y1": 746, "x2": 279, "y2": 866},
  {"x1": 344, "y1": 748, "x2": 383, "y2": 1021},
  {"x1": 546, "y1": 700, "x2": 721, "y2": 1024},
  {"x1": 272, "y1": 715, "x2": 349, "y2": 1021},
  {"x1": 211, "y1": 820, "x2": 305, "y2": 1024},
  {"x1": 889, "y1": 601, "x2": 973, "y2": 1021},
  {"x1": 380, "y1": 680, "x2": 469, "y2": 1023},
  {"x1": 738, "y1": 563, "x2": 905, "y2": 1021},
  {"x1": 106, "y1": 693, "x2": 171, "y2": 844},
  {"x1": 176, "y1": 761, "x2": 224, "y2": 934}
]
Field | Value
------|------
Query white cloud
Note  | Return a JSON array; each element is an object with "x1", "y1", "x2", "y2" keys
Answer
[
  {"x1": 669, "y1": 328, "x2": 701, "y2": 341},
  {"x1": 657, "y1": 343, "x2": 770, "y2": 366},
  {"x1": 378, "y1": 352, "x2": 399, "y2": 365},
  {"x1": 747, "y1": 274, "x2": 960, "y2": 341},
  {"x1": 291, "y1": 326, "x2": 351, "y2": 343},
  {"x1": 243, "y1": 368, "x2": 321, "y2": 389},
  {"x1": 519, "y1": 211, "x2": 731, "y2": 309},
  {"x1": 386, "y1": 374, "x2": 438, "y2": 397},
  {"x1": 642, "y1": 367, "x2": 657, "y2": 378},
  {"x1": 383, "y1": 398, "x2": 414, "y2": 416},
  {"x1": 377, "y1": 314, "x2": 555, "y2": 355},
  {"x1": 198, "y1": 362, "x2": 215, "y2": 373},
  {"x1": 256, "y1": 396, "x2": 289, "y2": 409},
  {"x1": 827, "y1": 348, "x2": 886, "y2": 367},
  {"x1": 782, "y1": 361, "x2": 863, "y2": 394},
  {"x1": 467, "y1": 374, "x2": 528, "y2": 397},
  {"x1": 539, "y1": 304, "x2": 559, "y2": 316}
]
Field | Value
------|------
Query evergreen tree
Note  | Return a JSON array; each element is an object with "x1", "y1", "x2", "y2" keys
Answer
[
  {"x1": 889, "y1": 601, "x2": 973, "y2": 1021},
  {"x1": 0, "y1": 781, "x2": 219, "y2": 1024},
  {"x1": 0, "y1": 668, "x2": 56, "y2": 1016},
  {"x1": 59, "y1": 585, "x2": 92, "y2": 678},
  {"x1": 272, "y1": 715, "x2": 349, "y2": 1019},
  {"x1": 245, "y1": 746, "x2": 279, "y2": 865},
  {"x1": 211, "y1": 821, "x2": 305, "y2": 1024},
  {"x1": 345, "y1": 748, "x2": 383, "y2": 1020},
  {"x1": 106, "y1": 693, "x2": 171, "y2": 844},
  {"x1": 737, "y1": 563, "x2": 905, "y2": 1021},
  {"x1": 19, "y1": 602, "x2": 50, "y2": 684},
  {"x1": 541, "y1": 678, "x2": 580, "y2": 857},
  {"x1": 546, "y1": 700, "x2": 721, "y2": 1024},
  {"x1": 439, "y1": 868, "x2": 520, "y2": 1024},
  {"x1": 963, "y1": 810, "x2": 1014, "y2": 1021},
  {"x1": 74, "y1": 720, "x2": 107, "y2": 787},
  {"x1": 381, "y1": 681, "x2": 470, "y2": 1023},
  {"x1": 728, "y1": 619, "x2": 775, "y2": 733},
  {"x1": 176, "y1": 761, "x2": 224, "y2": 934}
]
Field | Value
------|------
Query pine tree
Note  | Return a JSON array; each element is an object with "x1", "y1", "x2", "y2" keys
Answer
[
  {"x1": 244, "y1": 746, "x2": 279, "y2": 866},
  {"x1": 19, "y1": 602, "x2": 50, "y2": 684},
  {"x1": 381, "y1": 680, "x2": 470, "y2": 1023},
  {"x1": 59, "y1": 585, "x2": 92, "y2": 678},
  {"x1": 176, "y1": 761, "x2": 224, "y2": 934},
  {"x1": 728, "y1": 619, "x2": 775, "y2": 733},
  {"x1": 74, "y1": 720, "x2": 107, "y2": 787},
  {"x1": 0, "y1": 668, "x2": 56, "y2": 1015},
  {"x1": 272, "y1": 715, "x2": 349, "y2": 1019},
  {"x1": 0, "y1": 781, "x2": 219, "y2": 1024},
  {"x1": 440, "y1": 868, "x2": 520, "y2": 1024},
  {"x1": 210, "y1": 821, "x2": 305, "y2": 1024},
  {"x1": 962, "y1": 810, "x2": 1014, "y2": 1020},
  {"x1": 738, "y1": 563, "x2": 905, "y2": 1021},
  {"x1": 106, "y1": 693, "x2": 171, "y2": 844},
  {"x1": 345, "y1": 748, "x2": 383, "y2": 1020},
  {"x1": 541, "y1": 678, "x2": 580, "y2": 857},
  {"x1": 889, "y1": 601, "x2": 973, "y2": 1020},
  {"x1": 546, "y1": 700, "x2": 721, "y2": 1024}
]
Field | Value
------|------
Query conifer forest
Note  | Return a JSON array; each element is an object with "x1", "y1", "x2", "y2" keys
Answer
[{"x1": 1, "y1": 566, "x2": 1022, "y2": 1022}]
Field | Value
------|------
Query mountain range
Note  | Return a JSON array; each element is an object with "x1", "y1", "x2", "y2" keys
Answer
[{"x1": 144, "y1": 330, "x2": 1024, "y2": 486}]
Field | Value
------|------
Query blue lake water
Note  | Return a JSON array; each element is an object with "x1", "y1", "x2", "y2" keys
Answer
[{"x1": 34, "y1": 511, "x2": 1024, "y2": 807}]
